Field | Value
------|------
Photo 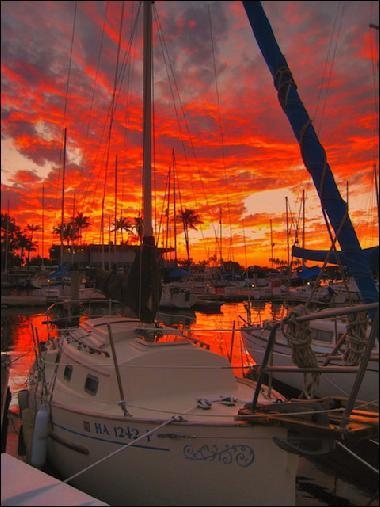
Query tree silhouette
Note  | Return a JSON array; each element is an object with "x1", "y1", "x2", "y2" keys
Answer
[
  {"x1": 25, "y1": 224, "x2": 40, "y2": 267},
  {"x1": 53, "y1": 222, "x2": 79, "y2": 246},
  {"x1": 72, "y1": 212, "x2": 90, "y2": 244},
  {"x1": 112, "y1": 217, "x2": 133, "y2": 244},
  {"x1": 177, "y1": 208, "x2": 203, "y2": 266}
]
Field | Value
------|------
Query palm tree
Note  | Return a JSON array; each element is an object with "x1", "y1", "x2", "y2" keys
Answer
[
  {"x1": 25, "y1": 224, "x2": 40, "y2": 267},
  {"x1": 72, "y1": 212, "x2": 90, "y2": 245},
  {"x1": 15, "y1": 230, "x2": 34, "y2": 266},
  {"x1": 112, "y1": 216, "x2": 133, "y2": 244},
  {"x1": 53, "y1": 222, "x2": 79, "y2": 246},
  {"x1": 177, "y1": 208, "x2": 203, "y2": 266}
]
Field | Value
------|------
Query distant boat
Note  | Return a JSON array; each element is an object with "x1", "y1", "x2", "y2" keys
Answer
[{"x1": 159, "y1": 282, "x2": 197, "y2": 310}]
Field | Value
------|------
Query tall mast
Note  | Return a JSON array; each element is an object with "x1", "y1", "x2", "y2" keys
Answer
[
  {"x1": 124, "y1": 0, "x2": 161, "y2": 323},
  {"x1": 302, "y1": 189, "x2": 305, "y2": 266},
  {"x1": 60, "y1": 127, "x2": 67, "y2": 267},
  {"x1": 285, "y1": 196, "x2": 290, "y2": 269},
  {"x1": 4, "y1": 199, "x2": 10, "y2": 275},
  {"x1": 42, "y1": 184, "x2": 45, "y2": 268},
  {"x1": 173, "y1": 149, "x2": 178, "y2": 263},
  {"x1": 114, "y1": 155, "x2": 118, "y2": 246},
  {"x1": 270, "y1": 218, "x2": 274, "y2": 269},
  {"x1": 219, "y1": 207, "x2": 223, "y2": 266},
  {"x1": 142, "y1": 0, "x2": 153, "y2": 244}
]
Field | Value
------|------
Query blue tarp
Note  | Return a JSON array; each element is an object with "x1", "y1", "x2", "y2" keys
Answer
[
  {"x1": 297, "y1": 266, "x2": 321, "y2": 280},
  {"x1": 48, "y1": 265, "x2": 69, "y2": 279},
  {"x1": 166, "y1": 268, "x2": 190, "y2": 279}
]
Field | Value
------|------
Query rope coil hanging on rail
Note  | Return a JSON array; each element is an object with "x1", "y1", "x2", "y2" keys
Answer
[
  {"x1": 281, "y1": 304, "x2": 320, "y2": 398},
  {"x1": 344, "y1": 311, "x2": 369, "y2": 365}
]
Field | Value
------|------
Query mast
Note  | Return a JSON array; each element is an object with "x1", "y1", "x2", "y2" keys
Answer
[
  {"x1": 4, "y1": 199, "x2": 10, "y2": 275},
  {"x1": 173, "y1": 149, "x2": 178, "y2": 264},
  {"x1": 125, "y1": 0, "x2": 161, "y2": 322},
  {"x1": 219, "y1": 207, "x2": 223, "y2": 267},
  {"x1": 270, "y1": 218, "x2": 274, "y2": 269},
  {"x1": 114, "y1": 155, "x2": 118, "y2": 246},
  {"x1": 302, "y1": 189, "x2": 305, "y2": 266},
  {"x1": 285, "y1": 196, "x2": 290, "y2": 269},
  {"x1": 165, "y1": 160, "x2": 171, "y2": 256},
  {"x1": 60, "y1": 127, "x2": 67, "y2": 268},
  {"x1": 42, "y1": 184, "x2": 45, "y2": 268},
  {"x1": 242, "y1": 1, "x2": 378, "y2": 305},
  {"x1": 142, "y1": 0, "x2": 153, "y2": 244}
]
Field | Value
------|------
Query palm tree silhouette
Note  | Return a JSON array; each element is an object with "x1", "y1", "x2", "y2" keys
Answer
[
  {"x1": 25, "y1": 224, "x2": 40, "y2": 266},
  {"x1": 177, "y1": 208, "x2": 203, "y2": 266},
  {"x1": 112, "y1": 216, "x2": 133, "y2": 244},
  {"x1": 72, "y1": 212, "x2": 90, "y2": 245}
]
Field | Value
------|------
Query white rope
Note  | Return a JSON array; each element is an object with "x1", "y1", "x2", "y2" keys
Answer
[
  {"x1": 63, "y1": 415, "x2": 181, "y2": 484},
  {"x1": 337, "y1": 441, "x2": 379, "y2": 475}
]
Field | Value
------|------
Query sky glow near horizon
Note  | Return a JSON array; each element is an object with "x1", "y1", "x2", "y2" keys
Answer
[{"x1": 1, "y1": 0, "x2": 379, "y2": 267}]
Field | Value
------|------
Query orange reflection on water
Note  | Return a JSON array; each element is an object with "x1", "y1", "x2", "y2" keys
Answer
[
  {"x1": 192, "y1": 301, "x2": 287, "y2": 377},
  {"x1": 1, "y1": 310, "x2": 58, "y2": 408}
]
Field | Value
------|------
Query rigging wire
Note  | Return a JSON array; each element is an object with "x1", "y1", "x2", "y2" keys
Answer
[
  {"x1": 312, "y1": 1, "x2": 345, "y2": 134},
  {"x1": 54, "y1": 1, "x2": 78, "y2": 230},
  {"x1": 100, "y1": 0, "x2": 126, "y2": 249},
  {"x1": 84, "y1": 2, "x2": 142, "y2": 239},
  {"x1": 153, "y1": 4, "x2": 219, "y2": 261},
  {"x1": 208, "y1": 3, "x2": 234, "y2": 263}
]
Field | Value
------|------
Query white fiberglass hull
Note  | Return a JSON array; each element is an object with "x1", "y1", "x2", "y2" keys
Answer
[
  {"x1": 241, "y1": 328, "x2": 379, "y2": 405},
  {"x1": 46, "y1": 404, "x2": 297, "y2": 506}
]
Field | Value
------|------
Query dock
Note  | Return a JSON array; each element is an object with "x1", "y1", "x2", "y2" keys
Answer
[
  {"x1": 1, "y1": 453, "x2": 108, "y2": 506},
  {"x1": 1, "y1": 356, "x2": 108, "y2": 506}
]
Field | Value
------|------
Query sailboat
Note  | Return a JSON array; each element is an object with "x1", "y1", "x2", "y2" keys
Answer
[{"x1": 17, "y1": 2, "x2": 378, "y2": 506}]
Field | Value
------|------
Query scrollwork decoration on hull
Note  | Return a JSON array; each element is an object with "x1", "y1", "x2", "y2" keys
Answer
[{"x1": 183, "y1": 444, "x2": 254, "y2": 467}]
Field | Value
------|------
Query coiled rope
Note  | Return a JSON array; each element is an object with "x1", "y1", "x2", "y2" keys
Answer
[
  {"x1": 344, "y1": 311, "x2": 369, "y2": 365},
  {"x1": 281, "y1": 304, "x2": 320, "y2": 398}
]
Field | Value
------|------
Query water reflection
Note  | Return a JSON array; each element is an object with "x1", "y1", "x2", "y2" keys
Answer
[
  {"x1": 1, "y1": 309, "x2": 59, "y2": 409},
  {"x1": 1, "y1": 300, "x2": 287, "y2": 404}
]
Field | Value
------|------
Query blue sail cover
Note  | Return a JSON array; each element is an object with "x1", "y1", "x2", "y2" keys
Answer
[
  {"x1": 242, "y1": 1, "x2": 379, "y2": 304},
  {"x1": 292, "y1": 245, "x2": 379, "y2": 274},
  {"x1": 297, "y1": 265, "x2": 321, "y2": 280}
]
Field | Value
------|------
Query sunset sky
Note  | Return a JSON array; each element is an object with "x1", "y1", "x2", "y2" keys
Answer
[{"x1": 1, "y1": 0, "x2": 379, "y2": 268}]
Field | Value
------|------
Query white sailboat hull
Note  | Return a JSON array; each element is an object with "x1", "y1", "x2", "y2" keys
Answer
[
  {"x1": 241, "y1": 326, "x2": 379, "y2": 404},
  {"x1": 23, "y1": 316, "x2": 299, "y2": 506},
  {"x1": 45, "y1": 404, "x2": 297, "y2": 506}
]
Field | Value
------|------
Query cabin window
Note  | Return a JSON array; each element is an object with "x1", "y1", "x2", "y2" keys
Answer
[
  {"x1": 63, "y1": 365, "x2": 73, "y2": 381},
  {"x1": 84, "y1": 374, "x2": 99, "y2": 395}
]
